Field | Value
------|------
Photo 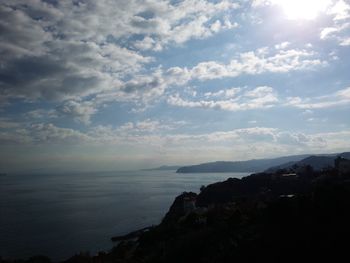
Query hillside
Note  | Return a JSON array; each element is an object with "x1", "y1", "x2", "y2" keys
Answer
[
  {"x1": 266, "y1": 152, "x2": 350, "y2": 172},
  {"x1": 176, "y1": 152, "x2": 350, "y2": 173},
  {"x1": 105, "y1": 165, "x2": 350, "y2": 262}
]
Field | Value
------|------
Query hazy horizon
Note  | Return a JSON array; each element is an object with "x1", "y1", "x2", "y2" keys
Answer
[
  {"x1": 2, "y1": 149, "x2": 349, "y2": 174},
  {"x1": 1, "y1": 0, "x2": 350, "y2": 173}
]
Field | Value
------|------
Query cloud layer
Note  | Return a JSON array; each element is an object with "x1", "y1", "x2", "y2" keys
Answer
[{"x1": 1, "y1": 0, "x2": 350, "y2": 171}]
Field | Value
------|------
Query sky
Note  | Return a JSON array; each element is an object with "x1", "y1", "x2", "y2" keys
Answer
[{"x1": 0, "y1": 0, "x2": 350, "y2": 172}]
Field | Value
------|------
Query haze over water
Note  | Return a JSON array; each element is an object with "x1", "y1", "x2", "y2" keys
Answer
[{"x1": 0, "y1": 171, "x2": 248, "y2": 261}]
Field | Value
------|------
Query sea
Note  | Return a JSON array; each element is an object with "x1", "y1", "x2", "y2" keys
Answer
[{"x1": 0, "y1": 170, "x2": 249, "y2": 261}]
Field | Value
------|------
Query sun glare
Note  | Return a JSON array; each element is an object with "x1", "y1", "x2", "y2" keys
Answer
[{"x1": 272, "y1": 0, "x2": 331, "y2": 20}]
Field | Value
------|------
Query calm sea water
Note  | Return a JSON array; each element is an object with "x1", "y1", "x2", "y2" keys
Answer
[{"x1": 0, "y1": 170, "x2": 249, "y2": 261}]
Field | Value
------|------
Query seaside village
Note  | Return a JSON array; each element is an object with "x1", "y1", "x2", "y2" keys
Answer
[{"x1": 177, "y1": 156, "x2": 350, "y2": 227}]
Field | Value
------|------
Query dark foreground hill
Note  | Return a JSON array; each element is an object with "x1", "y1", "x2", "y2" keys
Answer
[
  {"x1": 110, "y1": 167, "x2": 350, "y2": 263},
  {"x1": 5, "y1": 162, "x2": 350, "y2": 263}
]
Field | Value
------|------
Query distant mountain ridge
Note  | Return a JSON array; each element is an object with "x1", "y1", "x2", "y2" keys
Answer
[
  {"x1": 142, "y1": 165, "x2": 182, "y2": 171},
  {"x1": 176, "y1": 152, "x2": 350, "y2": 173}
]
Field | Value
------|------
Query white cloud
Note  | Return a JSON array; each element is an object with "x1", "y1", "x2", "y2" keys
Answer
[
  {"x1": 24, "y1": 109, "x2": 58, "y2": 119},
  {"x1": 320, "y1": 27, "x2": 340, "y2": 39},
  {"x1": 339, "y1": 37, "x2": 350, "y2": 45},
  {"x1": 244, "y1": 86, "x2": 273, "y2": 98},
  {"x1": 204, "y1": 87, "x2": 241, "y2": 98},
  {"x1": 59, "y1": 100, "x2": 97, "y2": 125},
  {"x1": 30, "y1": 123, "x2": 90, "y2": 144},
  {"x1": 3, "y1": 123, "x2": 350, "y2": 161},
  {"x1": 0, "y1": 0, "x2": 239, "y2": 105},
  {"x1": 94, "y1": 69, "x2": 168, "y2": 110},
  {"x1": 131, "y1": 0, "x2": 239, "y2": 51},
  {"x1": 286, "y1": 87, "x2": 350, "y2": 109},
  {"x1": 169, "y1": 85, "x2": 350, "y2": 112},
  {"x1": 274, "y1": 41, "x2": 290, "y2": 50},
  {"x1": 168, "y1": 86, "x2": 278, "y2": 111},
  {"x1": 320, "y1": 22, "x2": 350, "y2": 44},
  {"x1": 176, "y1": 48, "x2": 326, "y2": 81},
  {"x1": 320, "y1": 0, "x2": 350, "y2": 45},
  {"x1": 251, "y1": 0, "x2": 270, "y2": 8},
  {"x1": 0, "y1": 122, "x2": 89, "y2": 145},
  {"x1": 328, "y1": 0, "x2": 350, "y2": 20},
  {"x1": 2, "y1": 118, "x2": 350, "y2": 171},
  {"x1": 116, "y1": 119, "x2": 177, "y2": 133},
  {"x1": 0, "y1": 0, "x2": 329, "y2": 125}
]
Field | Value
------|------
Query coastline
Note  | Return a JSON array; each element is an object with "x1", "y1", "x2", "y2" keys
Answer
[{"x1": 3, "y1": 165, "x2": 350, "y2": 263}]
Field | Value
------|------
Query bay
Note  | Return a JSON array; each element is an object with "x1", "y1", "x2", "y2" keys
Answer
[{"x1": 0, "y1": 170, "x2": 249, "y2": 261}]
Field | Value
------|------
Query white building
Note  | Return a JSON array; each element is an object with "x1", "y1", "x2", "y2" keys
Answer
[{"x1": 183, "y1": 196, "x2": 196, "y2": 213}]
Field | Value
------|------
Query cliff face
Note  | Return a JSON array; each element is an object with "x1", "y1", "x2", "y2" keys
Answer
[{"x1": 162, "y1": 192, "x2": 197, "y2": 224}]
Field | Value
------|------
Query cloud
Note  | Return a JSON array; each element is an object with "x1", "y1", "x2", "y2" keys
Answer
[
  {"x1": 0, "y1": 0, "x2": 239, "y2": 105},
  {"x1": 2, "y1": 118, "x2": 350, "y2": 171},
  {"x1": 115, "y1": 119, "x2": 178, "y2": 134},
  {"x1": 320, "y1": 22, "x2": 350, "y2": 45},
  {"x1": 328, "y1": 0, "x2": 350, "y2": 20},
  {"x1": 320, "y1": 0, "x2": 350, "y2": 45},
  {"x1": 0, "y1": 118, "x2": 21, "y2": 129},
  {"x1": 59, "y1": 100, "x2": 97, "y2": 125},
  {"x1": 339, "y1": 37, "x2": 350, "y2": 46},
  {"x1": 169, "y1": 85, "x2": 350, "y2": 112},
  {"x1": 0, "y1": 0, "x2": 328, "y2": 123},
  {"x1": 0, "y1": 121, "x2": 91, "y2": 145},
  {"x1": 320, "y1": 27, "x2": 341, "y2": 39},
  {"x1": 0, "y1": 130, "x2": 32, "y2": 144},
  {"x1": 244, "y1": 86, "x2": 273, "y2": 98},
  {"x1": 274, "y1": 41, "x2": 290, "y2": 50},
  {"x1": 29, "y1": 123, "x2": 90, "y2": 144},
  {"x1": 0, "y1": 40, "x2": 151, "y2": 102},
  {"x1": 251, "y1": 0, "x2": 270, "y2": 8},
  {"x1": 169, "y1": 48, "x2": 326, "y2": 82},
  {"x1": 168, "y1": 86, "x2": 278, "y2": 111},
  {"x1": 2, "y1": 122, "x2": 349, "y2": 160},
  {"x1": 252, "y1": 0, "x2": 350, "y2": 46},
  {"x1": 131, "y1": 0, "x2": 239, "y2": 51},
  {"x1": 204, "y1": 87, "x2": 241, "y2": 98},
  {"x1": 24, "y1": 109, "x2": 58, "y2": 119},
  {"x1": 286, "y1": 87, "x2": 350, "y2": 109},
  {"x1": 94, "y1": 68, "x2": 168, "y2": 111}
]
